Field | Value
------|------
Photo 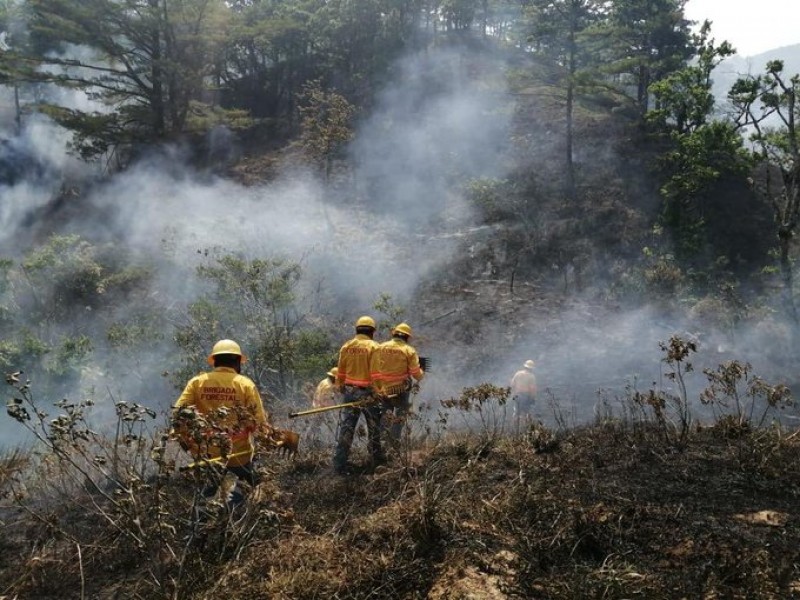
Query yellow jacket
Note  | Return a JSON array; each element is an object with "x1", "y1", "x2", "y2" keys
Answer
[
  {"x1": 370, "y1": 338, "x2": 424, "y2": 393},
  {"x1": 173, "y1": 367, "x2": 268, "y2": 467},
  {"x1": 510, "y1": 369, "x2": 537, "y2": 397},
  {"x1": 313, "y1": 377, "x2": 338, "y2": 408},
  {"x1": 337, "y1": 334, "x2": 378, "y2": 388}
]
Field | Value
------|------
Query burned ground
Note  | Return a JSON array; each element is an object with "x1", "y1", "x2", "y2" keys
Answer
[{"x1": 2, "y1": 414, "x2": 800, "y2": 599}]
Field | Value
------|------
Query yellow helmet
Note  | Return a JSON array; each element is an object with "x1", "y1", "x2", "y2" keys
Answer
[
  {"x1": 207, "y1": 339, "x2": 247, "y2": 365},
  {"x1": 327, "y1": 366, "x2": 339, "y2": 378},
  {"x1": 392, "y1": 322, "x2": 413, "y2": 338},
  {"x1": 355, "y1": 315, "x2": 376, "y2": 329}
]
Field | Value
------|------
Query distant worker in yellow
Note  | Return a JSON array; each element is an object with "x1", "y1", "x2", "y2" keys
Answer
[
  {"x1": 313, "y1": 367, "x2": 340, "y2": 408},
  {"x1": 371, "y1": 322, "x2": 424, "y2": 445},
  {"x1": 510, "y1": 359, "x2": 537, "y2": 433},
  {"x1": 333, "y1": 316, "x2": 382, "y2": 475},
  {"x1": 172, "y1": 339, "x2": 270, "y2": 508}
]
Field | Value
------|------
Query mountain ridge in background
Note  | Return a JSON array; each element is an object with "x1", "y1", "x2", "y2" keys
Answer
[{"x1": 712, "y1": 43, "x2": 800, "y2": 110}]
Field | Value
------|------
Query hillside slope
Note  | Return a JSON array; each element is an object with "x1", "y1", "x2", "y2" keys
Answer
[{"x1": 3, "y1": 418, "x2": 799, "y2": 599}]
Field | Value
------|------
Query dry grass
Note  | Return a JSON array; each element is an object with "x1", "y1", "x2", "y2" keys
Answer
[{"x1": 2, "y1": 395, "x2": 800, "y2": 599}]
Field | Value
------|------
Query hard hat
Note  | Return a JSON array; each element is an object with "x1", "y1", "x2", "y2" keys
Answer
[
  {"x1": 355, "y1": 315, "x2": 376, "y2": 329},
  {"x1": 523, "y1": 359, "x2": 535, "y2": 369},
  {"x1": 327, "y1": 367, "x2": 339, "y2": 378},
  {"x1": 207, "y1": 339, "x2": 247, "y2": 365},
  {"x1": 392, "y1": 322, "x2": 413, "y2": 338}
]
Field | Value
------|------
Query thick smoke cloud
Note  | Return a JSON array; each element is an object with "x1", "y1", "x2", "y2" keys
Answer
[
  {"x1": 350, "y1": 49, "x2": 511, "y2": 225},
  {"x1": 0, "y1": 45, "x2": 515, "y2": 444}
]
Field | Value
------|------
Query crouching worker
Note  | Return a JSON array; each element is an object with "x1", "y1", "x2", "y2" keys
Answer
[
  {"x1": 307, "y1": 367, "x2": 341, "y2": 442},
  {"x1": 172, "y1": 339, "x2": 270, "y2": 512},
  {"x1": 313, "y1": 367, "x2": 340, "y2": 408}
]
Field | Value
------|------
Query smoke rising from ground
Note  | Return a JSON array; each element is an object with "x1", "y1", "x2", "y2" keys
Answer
[
  {"x1": 1, "y1": 40, "x2": 796, "y2": 447},
  {"x1": 0, "y1": 45, "x2": 515, "y2": 444}
]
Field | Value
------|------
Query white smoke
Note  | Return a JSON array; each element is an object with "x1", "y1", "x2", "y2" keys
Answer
[{"x1": 0, "y1": 44, "x2": 517, "y2": 444}]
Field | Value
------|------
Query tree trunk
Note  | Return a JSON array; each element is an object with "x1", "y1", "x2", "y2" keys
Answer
[
  {"x1": 778, "y1": 228, "x2": 800, "y2": 351},
  {"x1": 149, "y1": 0, "x2": 165, "y2": 135},
  {"x1": 565, "y1": 12, "x2": 576, "y2": 200},
  {"x1": 13, "y1": 83, "x2": 21, "y2": 135}
]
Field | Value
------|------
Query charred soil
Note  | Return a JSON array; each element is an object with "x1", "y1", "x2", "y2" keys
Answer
[{"x1": 2, "y1": 421, "x2": 800, "y2": 599}]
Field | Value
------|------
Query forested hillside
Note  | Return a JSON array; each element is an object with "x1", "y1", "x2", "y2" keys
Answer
[{"x1": 1, "y1": 0, "x2": 800, "y2": 598}]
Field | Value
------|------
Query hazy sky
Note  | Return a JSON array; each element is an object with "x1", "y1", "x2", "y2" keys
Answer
[{"x1": 684, "y1": 0, "x2": 800, "y2": 57}]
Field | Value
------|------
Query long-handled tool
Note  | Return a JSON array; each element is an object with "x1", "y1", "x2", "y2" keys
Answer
[
  {"x1": 179, "y1": 427, "x2": 300, "y2": 470},
  {"x1": 181, "y1": 449, "x2": 255, "y2": 471},
  {"x1": 288, "y1": 383, "x2": 414, "y2": 419},
  {"x1": 289, "y1": 399, "x2": 373, "y2": 419}
]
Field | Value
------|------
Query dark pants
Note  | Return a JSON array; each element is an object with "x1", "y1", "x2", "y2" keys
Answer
[
  {"x1": 200, "y1": 461, "x2": 259, "y2": 510},
  {"x1": 513, "y1": 393, "x2": 535, "y2": 433},
  {"x1": 384, "y1": 389, "x2": 411, "y2": 445},
  {"x1": 333, "y1": 386, "x2": 384, "y2": 471}
]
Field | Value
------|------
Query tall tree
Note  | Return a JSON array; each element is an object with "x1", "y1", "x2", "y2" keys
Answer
[
  {"x1": 729, "y1": 60, "x2": 800, "y2": 332},
  {"x1": 524, "y1": 0, "x2": 604, "y2": 198},
  {"x1": 0, "y1": 0, "x2": 42, "y2": 133},
  {"x1": 603, "y1": 0, "x2": 693, "y2": 115},
  {"x1": 22, "y1": 0, "x2": 232, "y2": 160},
  {"x1": 223, "y1": 0, "x2": 320, "y2": 124},
  {"x1": 298, "y1": 79, "x2": 355, "y2": 180}
]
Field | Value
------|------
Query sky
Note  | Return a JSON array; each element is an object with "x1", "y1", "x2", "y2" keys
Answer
[{"x1": 684, "y1": 0, "x2": 800, "y2": 57}]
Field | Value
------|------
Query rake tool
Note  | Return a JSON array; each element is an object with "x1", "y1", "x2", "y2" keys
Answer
[
  {"x1": 419, "y1": 356, "x2": 432, "y2": 372},
  {"x1": 288, "y1": 383, "x2": 416, "y2": 419},
  {"x1": 179, "y1": 428, "x2": 300, "y2": 470}
]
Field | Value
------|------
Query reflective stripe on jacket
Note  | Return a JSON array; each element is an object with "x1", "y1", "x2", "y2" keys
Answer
[
  {"x1": 337, "y1": 334, "x2": 378, "y2": 388},
  {"x1": 370, "y1": 338, "x2": 424, "y2": 393},
  {"x1": 173, "y1": 366, "x2": 268, "y2": 467}
]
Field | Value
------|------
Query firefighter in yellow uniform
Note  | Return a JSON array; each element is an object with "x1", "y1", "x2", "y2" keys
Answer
[
  {"x1": 172, "y1": 339, "x2": 270, "y2": 507},
  {"x1": 510, "y1": 359, "x2": 537, "y2": 433},
  {"x1": 371, "y1": 322, "x2": 424, "y2": 446},
  {"x1": 333, "y1": 316, "x2": 382, "y2": 474},
  {"x1": 308, "y1": 367, "x2": 341, "y2": 441},
  {"x1": 313, "y1": 367, "x2": 340, "y2": 408}
]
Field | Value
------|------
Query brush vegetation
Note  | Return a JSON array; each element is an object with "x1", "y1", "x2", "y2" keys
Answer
[
  {"x1": 2, "y1": 338, "x2": 799, "y2": 599},
  {"x1": 2, "y1": 1, "x2": 800, "y2": 598}
]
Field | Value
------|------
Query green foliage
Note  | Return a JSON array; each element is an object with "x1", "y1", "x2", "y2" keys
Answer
[
  {"x1": 107, "y1": 319, "x2": 165, "y2": 351},
  {"x1": 21, "y1": 0, "x2": 232, "y2": 159},
  {"x1": 646, "y1": 23, "x2": 750, "y2": 268},
  {"x1": 47, "y1": 334, "x2": 92, "y2": 377},
  {"x1": 372, "y1": 292, "x2": 406, "y2": 336},
  {"x1": 656, "y1": 122, "x2": 751, "y2": 260},
  {"x1": 0, "y1": 339, "x2": 22, "y2": 372},
  {"x1": 183, "y1": 101, "x2": 255, "y2": 134},
  {"x1": 298, "y1": 79, "x2": 356, "y2": 178},
  {"x1": 602, "y1": 0, "x2": 694, "y2": 113},
  {"x1": 648, "y1": 21, "x2": 735, "y2": 134},
  {"x1": 440, "y1": 0, "x2": 477, "y2": 30},
  {"x1": 291, "y1": 329, "x2": 338, "y2": 381},
  {"x1": 0, "y1": 235, "x2": 162, "y2": 399},
  {"x1": 174, "y1": 252, "x2": 334, "y2": 398},
  {"x1": 729, "y1": 59, "x2": 800, "y2": 324},
  {"x1": 20, "y1": 235, "x2": 152, "y2": 320},
  {"x1": 22, "y1": 234, "x2": 104, "y2": 313}
]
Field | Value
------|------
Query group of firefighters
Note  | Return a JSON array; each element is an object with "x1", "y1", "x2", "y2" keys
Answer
[
  {"x1": 171, "y1": 317, "x2": 536, "y2": 508},
  {"x1": 171, "y1": 316, "x2": 426, "y2": 508}
]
